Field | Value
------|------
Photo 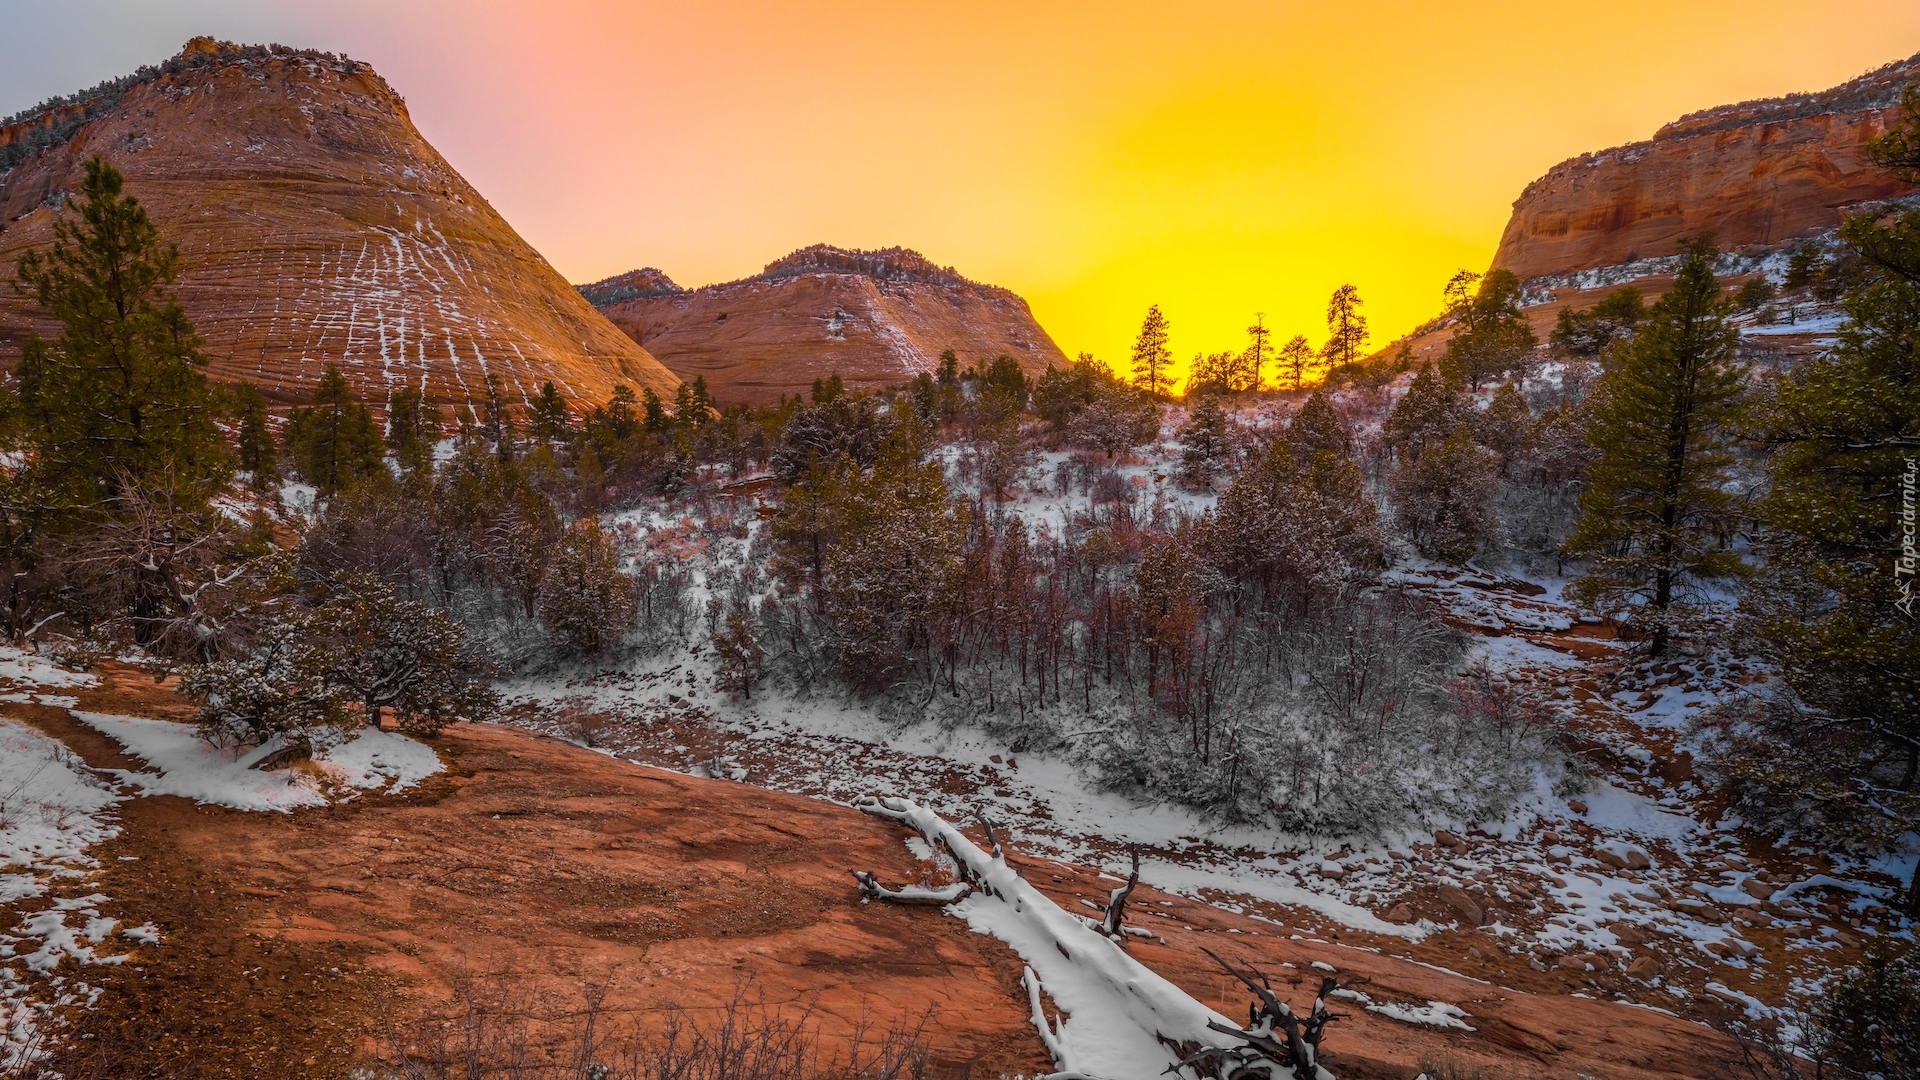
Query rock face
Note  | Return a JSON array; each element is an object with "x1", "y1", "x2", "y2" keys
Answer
[
  {"x1": 583, "y1": 245, "x2": 1070, "y2": 406},
  {"x1": 1492, "y1": 52, "x2": 1920, "y2": 280},
  {"x1": 0, "y1": 39, "x2": 678, "y2": 408}
]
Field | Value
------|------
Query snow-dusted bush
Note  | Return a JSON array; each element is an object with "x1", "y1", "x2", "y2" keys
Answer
[{"x1": 538, "y1": 520, "x2": 638, "y2": 658}]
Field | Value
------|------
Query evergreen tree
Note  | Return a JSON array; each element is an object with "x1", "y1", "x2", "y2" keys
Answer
[
  {"x1": 1565, "y1": 238, "x2": 1747, "y2": 653},
  {"x1": 10, "y1": 156, "x2": 231, "y2": 509},
  {"x1": 539, "y1": 518, "x2": 637, "y2": 657},
  {"x1": 1130, "y1": 304, "x2": 1175, "y2": 397},
  {"x1": 1737, "y1": 203, "x2": 1920, "y2": 911},
  {"x1": 1866, "y1": 82, "x2": 1920, "y2": 178},
  {"x1": 529, "y1": 380, "x2": 570, "y2": 443},
  {"x1": 1475, "y1": 382, "x2": 1534, "y2": 476},
  {"x1": 233, "y1": 382, "x2": 279, "y2": 491},
  {"x1": 689, "y1": 374, "x2": 716, "y2": 420},
  {"x1": 480, "y1": 371, "x2": 517, "y2": 462},
  {"x1": 1549, "y1": 286, "x2": 1645, "y2": 358},
  {"x1": 1383, "y1": 361, "x2": 1465, "y2": 463},
  {"x1": 1321, "y1": 284, "x2": 1369, "y2": 375},
  {"x1": 1242, "y1": 313, "x2": 1271, "y2": 392},
  {"x1": 1394, "y1": 430, "x2": 1500, "y2": 565},
  {"x1": 810, "y1": 373, "x2": 846, "y2": 404},
  {"x1": 673, "y1": 381, "x2": 701, "y2": 428},
  {"x1": 1440, "y1": 268, "x2": 1536, "y2": 390},
  {"x1": 1177, "y1": 393, "x2": 1230, "y2": 490},
  {"x1": 285, "y1": 364, "x2": 385, "y2": 495},
  {"x1": 619, "y1": 385, "x2": 654, "y2": 438},
  {"x1": 383, "y1": 385, "x2": 438, "y2": 472},
  {"x1": 1185, "y1": 350, "x2": 1240, "y2": 396},
  {"x1": 1277, "y1": 334, "x2": 1315, "y2": 391},
  {"x1": 1288, "y1": 388, "x2": 1350, "y2": 464}
]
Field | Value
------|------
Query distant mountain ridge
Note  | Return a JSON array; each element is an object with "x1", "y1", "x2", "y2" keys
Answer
[
  {"x1": 582, "y1": 244, "x2": 1068, "y2": 406},
  {"x1": 1491, "y1": 50, "x2": 1920, "y2": 281},
  {"x1": 0, "y1": 38, "x2": 679, "y2": 408}
]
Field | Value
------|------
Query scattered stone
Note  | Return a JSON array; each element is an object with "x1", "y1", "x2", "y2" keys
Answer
[
  {"x1": 1384, "y1": 903, "x2": 1415, "y2": 924},
  {"x1": 1740, "y1": 879, "x2": 1776, "y2": 901},
  {"x1": 1568, "y1": 800, "x2": 1589, "y2": 815},
  {"x1": 1437, "y1": 885, "x2": 1485, "y2": 926},
  {"x1": 1627, "y1": 955, "x2": 1660, "y2": 979}
]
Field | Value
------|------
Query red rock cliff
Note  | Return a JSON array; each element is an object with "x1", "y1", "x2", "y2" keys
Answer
[
  {"x1": 583, "y1": 245, "x2": 1069, "y2": 406},
  {"x1": 0, "y1": 40, "x2": 678, "y2": 408},
  {"x1": 1492, "y1": 52, "x2": 1920, "y2": 280}
]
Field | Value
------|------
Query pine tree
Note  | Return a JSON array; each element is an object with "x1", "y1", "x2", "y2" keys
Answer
[
  {"x1": 1321, "y1": 285, "x2": 1369, "y2": 376},
  {"x1": 384, "y1": 386, "x2": 438, "y2": 472},
  {"x1": 529, "y1": 381, "x2": 570, "y2": 443},
  {"x1": 1550, "y1": 286, "x2": 1645, "y2": 358},
  {"x1": 539, "y1": 518, "x2": 637, "y2": 657},
  {"x1": 1288, "y1": 388, "x2": 1350, "y2": 464},
  {"x1": 1177, "y1": 393, "x2": 1230, "y2": 490},
  {"x1": 10, "y1": 156, "x2": 231, "y2": 509},
  {"x1": 1383, "y1": 361, "x2": 1465, "y2": 463},
  {"x1": 1440, "y1": 268, "x2": 1536, "y2": 390},
  {"x1": 1130, "y1": 304, "x2": 1174, "y2": 397},
  {"x1": 1866, "y1": 82, "x2": 1920, "y2": 178},
  {"x1": 1735, "y1": 204, "x2": 1920, "y2": 911},
  {"x1": 286, "y1": 364, "x2": 385, "y2": 495},
  {"x1": 480, "y1": 372, "x2": 517, "y2": 462},
  {"x1": 1277, "y1": 334, "x2": 1315, "y2": 391},
  {"x1": 1394, "y1": 430, "x2": 1500, "y2": 565},
  {"x1": 1565, "y1": 238, "x2": 1747, "y2": 653},
  {"x1": 234, "y1": 382, "x2": 279, "y2": 491},
  {"x1": 1242, "y1": 313, "x2": 1271, "y2": 392},
  {"x1": 690, "y1": 375, "x2": 716, "y2": 420},
  {"x1": 1475, "y1": 382, "x2": 1534, "y2": 476}
]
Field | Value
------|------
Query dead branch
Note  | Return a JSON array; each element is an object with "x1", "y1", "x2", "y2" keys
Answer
[
  {"x1": 1094, "y1": 846, "x2": 1148, "y2": 942},
  {"x1": 848, "y1": 870, "x2": 971, "y2": 906}
]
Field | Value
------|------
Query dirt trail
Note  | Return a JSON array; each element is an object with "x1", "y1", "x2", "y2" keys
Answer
[{"x1": 0, "y1": 662, "x2": 1754, "y2": 1079}]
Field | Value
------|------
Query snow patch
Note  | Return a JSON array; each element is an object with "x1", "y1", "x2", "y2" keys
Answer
[{"x1": 73, "y1": 713, "x2": 441, "y2": 812}]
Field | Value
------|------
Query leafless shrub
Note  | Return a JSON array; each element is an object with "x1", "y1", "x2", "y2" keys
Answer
[{"x1": 367, "y1": 969, "x2": 934, "y2": 1080}]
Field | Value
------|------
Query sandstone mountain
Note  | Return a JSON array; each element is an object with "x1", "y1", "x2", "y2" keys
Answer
[
  {"x1": 1492, "y1": 51, "x2": 1920, "y2": 281},
  {"x1": 582, "y1": 245, "x2": 1069, "y2": 406},
  {"x1": 0, "y1": 38, "x2": 679, "y2": 408}
]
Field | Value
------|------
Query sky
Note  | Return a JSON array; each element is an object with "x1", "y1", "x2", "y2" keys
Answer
[{"x1": 4, "y1": 1, "x2": 1919, "y2": 378}]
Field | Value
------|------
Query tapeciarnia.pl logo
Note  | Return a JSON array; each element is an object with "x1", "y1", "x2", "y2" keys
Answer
[{"x1": 1899, "y1": 455, "x2": 1917, "y2": 619}]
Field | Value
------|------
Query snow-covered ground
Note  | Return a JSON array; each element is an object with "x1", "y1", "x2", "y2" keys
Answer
[
  {"x1": 76, "y1": 713, "x2": 444, "y2": 812},
  {"x1": 0, "y1": 646, "x2": 444, "y2": 1065},
  {"x1": 0, "y1": 666, "x2": 132, "y2": 1069}
]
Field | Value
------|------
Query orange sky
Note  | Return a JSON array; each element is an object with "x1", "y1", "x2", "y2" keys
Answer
[{"x1": 6, "y1": 1, "x2": 1920, "y2": 381}]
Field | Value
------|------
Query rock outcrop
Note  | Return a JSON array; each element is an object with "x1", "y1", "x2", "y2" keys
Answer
[
  {"x1": 0, "y1": 39, "x2": 679, "y2": 408},
  {"x1": 1492, "y1": 51, "x2": 1920, "y2": 281},
  {"x1": 583, "y1": 244, "x2": 1069, "y2": 406}
]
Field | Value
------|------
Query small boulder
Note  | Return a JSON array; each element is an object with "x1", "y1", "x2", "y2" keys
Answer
[
  {"x1": 1384, "y1": 903, "x2": 1415, "y2": 924},
  {"x1": 1627, "y1": 954, "x2": 1661, "y2": 979},
  {"x1": 1740, "y1": 878, "x2": 1777, "y2": 901},
  {"x1": 1434, "y1": 830, "x2": 1461, "y2": 848},
  {"x1": 1437, "y1": 885, "x2": 1484, "y2": 926},
  {"x1": 1568, "y1": 799, "x2": 1589, "y2": 815}
]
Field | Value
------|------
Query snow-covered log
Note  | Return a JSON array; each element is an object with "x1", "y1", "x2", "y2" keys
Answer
[{"x1": 850, "y1": 795, "x2": 1340, "y2": 1080}]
